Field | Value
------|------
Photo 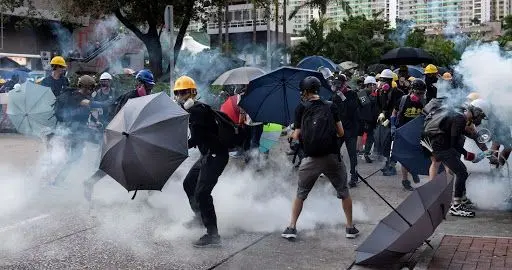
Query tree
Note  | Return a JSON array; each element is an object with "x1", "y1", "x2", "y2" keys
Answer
[
  {"x1": 288, "y1": 0, "x2": 352, "y2": 19},
  {"x1": 423, "y1": 36, "x2": 459, "y2": 67},
  {"x1": 405, "y1": 28, "x2": 426, "y2": 48},
  {"x1": 290, "y1": 18, "x2": 328, "y2": 64}
]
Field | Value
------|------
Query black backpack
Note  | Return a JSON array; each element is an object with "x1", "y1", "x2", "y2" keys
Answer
[
  {"x1": 300, "y1": 100, "x2": 338, "y2": 157},
  {"x1": 422, "y1": 97, "x2": 451, "y2": 137},
  {"x1": 211, "y1": 109, "x2": 246, "y2": 150}
]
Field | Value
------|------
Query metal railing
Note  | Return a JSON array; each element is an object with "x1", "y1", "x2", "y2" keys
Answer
[{"x1": 207, "y1": 19, "x2": 268, "y2": 30}]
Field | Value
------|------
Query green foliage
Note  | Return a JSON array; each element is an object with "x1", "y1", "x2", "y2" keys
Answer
[
  {"x1": 289, "y1": 0, "x2": 352, "y2": 19},
  {"x1": 423, "y1": 36, "x2": 460, "y2": 67},
  {"x1": 290, "y1": 18, "x2": 329, "y2": 64},
  {"x1": 405, "y1": 29, "x2": 426, "y2": 48}
]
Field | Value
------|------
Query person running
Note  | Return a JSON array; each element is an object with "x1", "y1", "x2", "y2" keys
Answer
[
  {"x1": 281, "y1": 76, "x2": 359, "y2": 241},
  {"x1": 423, "y1": 98, "x2": 492, "y2": 217},
  {"x1": 83, "y1": 70, "x2": 155, "y2": 202},
  {"x1": 174, "y1": 76, "x2": 229, "y2": 248},
  {"x1": 357, "y1": 76, "x2": 379, "y2": 163},
  {"x1": 41, "y1": 56, "x2": 70, "y2": 97},
  {"x1": 331, "y1": 74, "x2": 361, "y2": 187},
  {"x1": 394, "y1": 79, "x2": 426, "y2": 191}
]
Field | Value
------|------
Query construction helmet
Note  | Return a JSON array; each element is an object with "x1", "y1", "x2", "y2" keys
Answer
[
  {"x1": 375, "y1": 73, "x2": 381, "y2": 80},
  {"x1": 100, "y1": 72, "x2": 113, "y2": 80},
  {"x1": 174, "y1": 76, "x2": 197, "y2": 91},
  {"x1": 442, "y1": 72, "x2": 452, "y2": 81},
  {"x1": 392, "y1": 81, "x2": 397, "y2": 88},
  {"x1": 392, "y1": 72, "x2": 398, "y2": 82},
  {"x1": 424, "y1": 64, "x2": 438, "y2": 74},
  {"x1": 50, "y1": 56, "x2": 67, "y2": 67},
  {"x1": 466, "y1": 92, "x2": 481, "y2": 102},
  {"x1": 364, "y1": 76, "x2": 377, "y2": 85},
  {"x1": 408, "y1": 76, "x2": 416, "y2": 82},
  {"x1": 136, "y1": 69, "x2": 155, "y2": 85},
  {"x1": 411, "y1": 79, "x2": 427, "y2": 92},
  {"x1": 300, "y1": 76, "x2": 321, "y2": 93},
  {"x1": 78, "y1": 75, "x2": 96, "y2": 88},
  {"x1": 468, "y1": 98, "x2": 490, "y2": 125},
  {"x1": 380, "y1": 69, "x2": 394, "y2": 79}
]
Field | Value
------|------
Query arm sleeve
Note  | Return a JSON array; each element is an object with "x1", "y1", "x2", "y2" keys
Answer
[
  {"x1": 451, "y1": 115, "x2": 468, "y2": 156},
  {"x1": 187, "y1": 105, "x2": 212, "y2": 148},
  {"x1": 90, "y1": 99, "x2": 114, "y2": 108},
  {"x1": 330, "y1": 102, "x2": 341, "y2": 123},
  {"x1": 293, "y1": 104, "x2": 305, "y2": 129}
]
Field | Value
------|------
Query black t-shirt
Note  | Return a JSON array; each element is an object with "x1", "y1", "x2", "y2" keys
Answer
[
  {"x1": 41, "y1": 75, "x2": 70, "y2": 97},
  {"x1": 331, "y1": 91, "x2": 360, "y2": 138},
  {"x1": 431, "y1": 111, "x2": 467, "y2": 156},
  {"x1": 294, "y1": 99, "x2": 341, "y2": 155},
  {"x1": 188, "y1": 102, "x2": 226, "y2": 155},
  {"x1": 397, "y1": 95, "x2": 424, "y2": 127}
]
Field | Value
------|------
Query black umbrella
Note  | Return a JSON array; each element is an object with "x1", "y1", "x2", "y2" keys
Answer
[
  {"x1": 380, "y1": 47, "x2": 434, "y2": 65},
  {"x1": 355, "y1": 172, "x2": 453, "y2": 265},
  {"x1": 100, "y1": 92, "x2": 189, "y2": 195},
  {"x1": 366, "y1": 64, "x2": 389, "y2": 74}
]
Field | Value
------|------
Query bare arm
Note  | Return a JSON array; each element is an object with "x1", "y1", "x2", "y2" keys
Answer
[
  {"x1": 292, "y1": 129, "x2": 301, "y2": 141},
  {"x1": 336, "y1": 121, "x2": 344, "y2": 137}
]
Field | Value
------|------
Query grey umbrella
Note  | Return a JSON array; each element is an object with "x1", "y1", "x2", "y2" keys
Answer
[
  {"x1": 355, "y1": 172, "x2": 453, "y2": 265},
  {"x1": 99, "y1": 92, "x2": 189, "y2": 193},
  {"x1": 212, "y1": 66, "x2": 265, "y2": 86}
]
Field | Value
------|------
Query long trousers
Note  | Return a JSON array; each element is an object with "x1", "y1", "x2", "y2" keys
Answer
[
  {"x1": 341, "y1": 136, "x2": 358, "y2": 175},
  {"x1": 433, "y1": 148, "x2": 469, "y2": 198}
]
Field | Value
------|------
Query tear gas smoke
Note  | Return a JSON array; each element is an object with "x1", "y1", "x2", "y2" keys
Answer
[
  {"x1": 49, "y1": 22, "x2": 73, "y2": 56},
  {"x1": 390, "y1": 19, "x2": 415, "y2": 47}
]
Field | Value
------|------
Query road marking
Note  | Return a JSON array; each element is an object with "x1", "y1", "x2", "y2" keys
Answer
[{"x1": 0, "y1": 214, "x2": 50, "y2": 233}]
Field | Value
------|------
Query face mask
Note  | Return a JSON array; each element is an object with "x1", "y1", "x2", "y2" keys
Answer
[
  {"x1": 183, "y1": 98, "x2": 195, "y2": 110},
  {"x1": 136, "y1": 84, "x2": 147, "y2": 97},
  {"x1": 410, "y1": 93, "x2": 420, "y2": 102}
]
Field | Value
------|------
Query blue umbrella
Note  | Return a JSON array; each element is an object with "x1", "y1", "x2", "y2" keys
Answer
[
  {"x1": 239, "y1": 67, "x2": 333, "y2": 126},
  {"x1": 391, "y1": 116, "x2": 442, "y2": 175},
  {"x1": 297, "y1": 56, "x2": 339, "y2": 72},
  {"x1": 0, "y1": 70, "x2": 29, "y2": 81},
  {"x1": 394, "y1": 65, "x2": 424, "y2": 79}
]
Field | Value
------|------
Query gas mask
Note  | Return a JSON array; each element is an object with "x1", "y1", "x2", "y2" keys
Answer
[
  {"x1": 136, "y1": 84, "x2": 147, "y2": 97},
  {"x1": 410, "y1": 91, "x2": 425, "y2": 103}
]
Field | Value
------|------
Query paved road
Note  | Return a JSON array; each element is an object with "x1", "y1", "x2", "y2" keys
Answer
[{"x1": 0, "y1": 134, "x2": 510, "y2": 269}]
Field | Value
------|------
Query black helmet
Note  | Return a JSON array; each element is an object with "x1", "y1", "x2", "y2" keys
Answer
[
  {"x1": 299, "y1": 76, "x2": 321, "y2": 93},
  {"x1": 411, "y1": 79, "x2": 427, "y2": 92}
]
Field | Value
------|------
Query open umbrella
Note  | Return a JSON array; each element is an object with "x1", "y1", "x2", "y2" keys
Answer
[
  {"x1": 99, "y1": 92, "x2": 189, "y2": 193},
  {"x1": 394, "y1": 65, "x2": 424, "y2": 79},
  {"x1": 212, "y1": 67, "x2": 265, "y2": 86},
  {"x1": 6, "y1": 82, "x2": 56, "y2": 136},
  {"x1": 238, "y1": 66, "x2": 333, "y2": 126},
  {"x1": 381, "y1": 47, "x2": 434, "y2": 66},
  {"x1": 259, "y1": 123, "x2": 283, "y2": 153},
  {"x1": 356, "y1": 172, "x2": 453, "y2": 265},
  {"x1": 297, "y1": 56, "x2": 339, "y2": 72},
  {"x1": 367, "y1": 64, "x2": 389, "y2": 74},
  {"x1": 339, "y1": 61, "x2": 358, "y2": 71}
]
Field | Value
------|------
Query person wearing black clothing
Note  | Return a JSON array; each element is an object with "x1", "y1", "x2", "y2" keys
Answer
[
  {"x1": 41, "y1": 56, "x2": 70, "y2": 97},
  {"x1": 281, "y1": 76, "x2": 358, "y2": 241},
  {"x1": 174, "y1": 75, "x2": 228, "y2": 248},
  {"x1": 89, "y1": 72, "x2": 117, "y2": 128},
  {"x1": 330, "y1": 74, "x2": 360, "y2": 187},
  {"x1": 395, "y1": 79, "x2": 426, "y2": 191},
  {"x1": 0, "y1": 74, "x2": 19, "y2": 92},
  {"x1": 358, "y1": 76, "x2": 379, "y2": 163},
  {"x1": 425, "y1": 99, "x2": 492, "y2": 218},
  {"x1": 424, "y1": 64, "x2": 439, "y2": 103}
]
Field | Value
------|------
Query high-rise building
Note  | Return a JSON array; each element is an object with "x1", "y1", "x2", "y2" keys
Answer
[{"x1": 288, "y1": 0, "x2": 320, "y2": 34}]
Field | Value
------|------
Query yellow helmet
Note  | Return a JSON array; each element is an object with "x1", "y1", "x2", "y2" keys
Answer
[
  {"x1": 173, "y1": 76, "x2": 197, "y2": 91},
  {"x1": 392, "y1": 81, "x2": 397, "y2": 88},
  {"x1": 408, "y1": 76, "x2": 416, "y2": 82},
  {"x1": 50, "y1": 56, "x2": 67, "y2": 67},
  {"x1": 0, "y1": 78, "x2": 6, "y2": 84},
  {"x1": 466, "y1": 92, "x2": 481, "y2": 102},
  {"x1": 424, "y1": 64, "x2": 438, "y2": 74},
  {"x1": 392, "y1": 72, "x2": 398, "y2": 82},
  {"x1": 442, "y1": 72, "x2": 452, "y2": 80},
  {"x1": 375, "y1": 73, "x2": 381, "y2": 80}
]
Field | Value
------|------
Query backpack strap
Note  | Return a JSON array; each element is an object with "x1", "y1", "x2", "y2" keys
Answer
[{"x1": 398, "y1": 95, "x2": 408, "y2": 116}]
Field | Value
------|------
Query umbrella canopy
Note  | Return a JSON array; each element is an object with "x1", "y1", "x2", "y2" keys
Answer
[
  {"x1": 297, "y1": 56, "x2": 339, "y2": 72},
  {"x1": 0, "y1": 69, "x2": 29, "y2": 81},
  {"x1": 220, "y1": 95, "x2": 240, "y2": 123},
  {"x1": 339, "y1": 61, "x2": 359, "y2": 71},
  {"x1": 259, "y1": 123, "x2": 283, "y2": 153},
  {"x1": 181, "y1": 35, "x2": 210, "y2": 54},
  {"x1": 100, "y1": 92, "x2": 189, "y2": 192},
  {"x1": 356, "y1": 172, "x2": 453, "y2": 265},
  {"x1": 367, "y1": 64, "x2": 390, "y2": 74},
  {"x1": 238, "y1": 66, "x2": 333, "y2": 126},
  {"x1": 6, "y1": 82, "x2": 56, "y2": 136},
  {"x1": 212, "y1": 67, "x2": 266, "y2": 86},
  {"x1": 381, "y1": 47, "x2": 434, "y2": 66},
  {"x1": 394, "y1": 65, "x2": 424, "y2": 79}
]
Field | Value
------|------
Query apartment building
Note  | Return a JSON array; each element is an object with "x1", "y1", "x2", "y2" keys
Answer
[
  {"x1": 288, "y1": 0, "x2": 320, "y2": 34},
  {"x1": 325, "y1": 0, "x2": 398, "y2": 27}
]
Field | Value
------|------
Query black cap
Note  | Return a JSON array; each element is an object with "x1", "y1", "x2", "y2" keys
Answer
[
  {"x1": 411, "y1": 79, "x2": 427, "y2": 92},
  {"x1": 299, "y1": 76, "x2": 321, "y2": 93}
]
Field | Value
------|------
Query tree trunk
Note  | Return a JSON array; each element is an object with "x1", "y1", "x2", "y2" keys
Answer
[
  {"x1": 274, "y1": 0, "x2": 279, "y2": 45},
  {"x1": 283, "y1": 0, "x2": 287, "y2": 63},
  {"x1": 173, "y1": 1, "x2": 195, "y2": 68},
  {"x1": 252, "y1": 1, "x2": 257, "y2": 45},
  {"x1": 218, "y1": 4, "x2": 223, "y2": 51},
  {"x1": 224, "y1": 2, "x2": 230, "y2": 52},
  {"x1": 146, "y1": 35, "x2": 163, "y2": 78}
]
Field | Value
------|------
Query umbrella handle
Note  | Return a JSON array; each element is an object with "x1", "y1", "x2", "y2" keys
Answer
[{"x1": 131, "y1": 190, "x2": 138, "y2": 200}]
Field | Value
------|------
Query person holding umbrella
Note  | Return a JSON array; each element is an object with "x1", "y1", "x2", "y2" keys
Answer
[
  {"x1": 41, "y1": 56, "x2": 70, "y2": 97},
  {"x1": 174, "y1": 75, "x2": 229, "y2": 248},
  {"x1": 424, "y1": 64, "x2": 438, "y2": 103}
]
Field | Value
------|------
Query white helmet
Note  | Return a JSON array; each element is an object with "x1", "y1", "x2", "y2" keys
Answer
[
  {"x1": 470, "y1": 98, "x2": 490, "y2": 117},
  {"x1": 364, "y1": 76, "x2": 377, "y2": 85},
  {"x1": 100, "y1": 72, "x2": 113, "y2": 80},
  {"x1": 379, "y1": 69, "x2": 394, "y2": 79}
]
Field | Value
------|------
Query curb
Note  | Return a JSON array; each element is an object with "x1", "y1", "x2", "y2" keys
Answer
[{"x1": 413, "y1": 233, "x2": 444, "y2": 270}]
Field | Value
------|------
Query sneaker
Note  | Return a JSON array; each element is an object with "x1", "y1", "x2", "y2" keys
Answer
[
  {"x1": 449, "y1": 203, "x2": 475, "y2": 218},
  {"x1": 364, "y1": 154, "x2": 373, "y2": 163},
  {"x1": 193, "y1": 234, "x2": 221, "y2": 248},
  {"x1": 348, "y1": 174, "x2": 358, "y2": 188},
  {"x1": 412, "y1": 174, "x2": 420, "y2": 184},
  {"x1": 461, "y1": 198, "x2": 474, "y2": 209},
  {"x1": 281, "y1": 227, "x2": 297, "y2": 239},
  {"x1": 345, "y1": 226, "x2": 359, "y2": 239},
  {"x1": 383, "y1": 166, "x2": 397, "y2": 176},
  {"x1": 402, "y1": 180, "x2": 414, "y2": 191}
]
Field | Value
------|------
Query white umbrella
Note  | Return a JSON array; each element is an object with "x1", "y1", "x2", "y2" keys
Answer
[
  {"x1": 339, "y1": 61, "x2": 359, "y2": 71},
  {"x1": 212, "y1": 67, "x2": 265, "y2": 86},
  {"x1": 181, "y1": 35, "x2": 210, "y2": 54},
  {"x1": 7, "y1": 82, "x2": 56, "y2": 136}
]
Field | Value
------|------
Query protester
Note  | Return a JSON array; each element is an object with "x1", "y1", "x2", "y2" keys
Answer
[
  {"x1": 174, "y1": 75, "x2": 229, "y2": 248},
  {"x1": 0, "y1": 74, "x2": 20, "y2": 92},
  {"x1": 89, "y1": 72, "x2": 116, "y2": 129},
  {"x1": 376, "y1": 69, "x2": 404, "y2": 176},
  {"x1": 329, "y1": 74, "x2": 360, "y2": 187},
  {"x1": 424, "y1": 64, "x2": 438, "y2": 103},
  {"x1": 236, "y1": 87, "x2": 264, "y2": 159},
  {"x1": 282, "y1": 76, "x2": 358, "y2": 240},
  {"x1": 41, "y1": 56, "x2": 70, "y2": 97},
  {"x1": 395, "y1": 79, "x2": 426, "y2": 191},
  {"x1": 358, "y1": 76, "x2": 379, "y2": 163},
  {"x1": 83, "y1": 70, "x2": 155, "y2": 202},
  {"x1": 422, "y1": 98, "x2": 492, "y2": 217}
]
